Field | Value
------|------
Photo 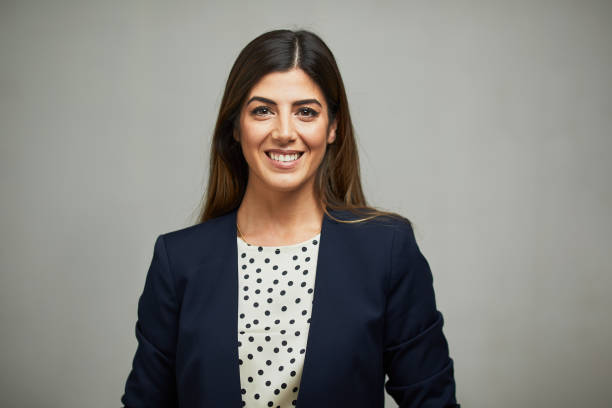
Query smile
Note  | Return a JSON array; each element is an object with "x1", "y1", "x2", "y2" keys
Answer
[
  {"x1": 265, "y1": 151, "x2": 304, "y2": 162},
  {"x1": 264, "y1": 151, "x2": 304, "y2": 169}
]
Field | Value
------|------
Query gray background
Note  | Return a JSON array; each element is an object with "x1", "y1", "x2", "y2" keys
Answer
[{"x1": 1, "y1": 1, "x2": 611, "y2": 407}]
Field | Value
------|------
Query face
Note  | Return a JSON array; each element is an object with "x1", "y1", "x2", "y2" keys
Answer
[{"x1": 234, "y1": 68, "x2": 337, "y2": 195}]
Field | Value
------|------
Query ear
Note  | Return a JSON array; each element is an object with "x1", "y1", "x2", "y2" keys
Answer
[
  {"x1": 233, "y1": 127, "x2": 240, "y2": 142},
  {"x1": 327, "y1": 119, "x2": 338, "y2": 144}
]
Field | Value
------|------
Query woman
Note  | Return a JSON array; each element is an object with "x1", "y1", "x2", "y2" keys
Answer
[{"x1": 121, "y1": 29, "x2": 459, "y2": 408}]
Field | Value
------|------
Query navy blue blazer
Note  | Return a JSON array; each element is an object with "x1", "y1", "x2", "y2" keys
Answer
[{"x1": 121, "y1": 207, "x2": 459, "y2": 407}]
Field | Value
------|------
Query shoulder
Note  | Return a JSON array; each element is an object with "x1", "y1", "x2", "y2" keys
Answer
[
  {"x1": 327, "y1": 208, "x2": 415, "y2": 239},
  {"x1": 156, "y1": 210, "x2": 235, "y2": 267},
  {"x1": 325, "y1": 208, "x2": 419, "y2": 263}
]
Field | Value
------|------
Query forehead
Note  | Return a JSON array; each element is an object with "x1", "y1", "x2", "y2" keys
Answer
[{"x1": 246, "y1": 69, "x2": 325, "y2": 103}]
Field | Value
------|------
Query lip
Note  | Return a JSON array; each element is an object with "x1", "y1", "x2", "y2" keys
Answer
[
  {"x1": 265, "y1": 149, "x2": 304, "y2": 154},
  {"x1": 264, "y1": 151, "x2": 304, "y2": 169}
]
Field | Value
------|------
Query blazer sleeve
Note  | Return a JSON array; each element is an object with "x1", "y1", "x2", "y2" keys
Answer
[
  {"x1": 383, "y1": 222, "x2": 459, "y2": 407},
  {"x1": 121, "y1": 234, "x2": 179, "y2": 408}
]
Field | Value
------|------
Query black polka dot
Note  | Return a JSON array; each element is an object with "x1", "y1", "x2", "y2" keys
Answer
[{"x1": 301, "y1": 246, "x2": 307, "y2": 252}]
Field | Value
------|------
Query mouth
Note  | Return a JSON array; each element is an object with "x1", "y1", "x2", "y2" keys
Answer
[{"x1": 265, "y1": 151, "x2": 304, "y2": 163}]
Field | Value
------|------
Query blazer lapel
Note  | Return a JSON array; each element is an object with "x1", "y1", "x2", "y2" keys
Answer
[{"x1": 295, "y1": 209, "x2": 340, "y2": 407}]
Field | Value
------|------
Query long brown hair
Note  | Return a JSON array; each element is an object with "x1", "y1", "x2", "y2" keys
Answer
[{"x1": 196, "y1": 29, "x2": 409, "y2": 226}]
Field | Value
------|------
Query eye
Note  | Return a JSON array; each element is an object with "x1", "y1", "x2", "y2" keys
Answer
[
  {"x1": 251, "y1": 106, "x2": 272, "y2": 116},
  {"x1": 297, "y1": 107, "x2": 319, "y2": 118}
]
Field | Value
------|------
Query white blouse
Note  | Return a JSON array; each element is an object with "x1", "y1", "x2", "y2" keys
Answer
[{"x1": 236, "y1": 232, "x2": 321, "y2": 408}]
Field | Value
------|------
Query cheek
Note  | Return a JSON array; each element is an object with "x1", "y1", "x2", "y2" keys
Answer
[
  {"x1": 299, "y1": 125, "x2": 330, "y2": 150},
  {"x1": 240, "y1": 124, "x2": 268, "y2": 148}
]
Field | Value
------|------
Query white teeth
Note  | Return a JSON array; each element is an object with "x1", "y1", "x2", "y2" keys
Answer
[{"x1": 269, "y1": 152, "x2": 301, "y2": 162}]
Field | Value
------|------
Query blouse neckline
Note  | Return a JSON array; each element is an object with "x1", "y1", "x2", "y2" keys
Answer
[{"x1": 237, "y1": 232, "x2": 321, "y2": 250}]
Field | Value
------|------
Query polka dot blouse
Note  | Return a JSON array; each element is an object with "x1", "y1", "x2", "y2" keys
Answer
[{"x1": 236, "y1": 232, "x2": 321, "y2": 408}]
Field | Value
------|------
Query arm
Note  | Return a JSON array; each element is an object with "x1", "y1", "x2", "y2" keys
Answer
[
  {"x1": 121, "y1": 235, "x2": 179, "y2": 408},
  {"x1": 383, "y1": 222, "x2": 459, "y2": 407}
]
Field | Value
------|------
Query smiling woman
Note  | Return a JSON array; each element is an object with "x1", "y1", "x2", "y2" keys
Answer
[{"x1": 121, "y1": 29, "x2": 459, "y2": 408}]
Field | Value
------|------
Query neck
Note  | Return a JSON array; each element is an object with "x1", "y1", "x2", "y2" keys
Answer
[{"x1": 236, "y1": 179, "x2": 324, "y2": 246}]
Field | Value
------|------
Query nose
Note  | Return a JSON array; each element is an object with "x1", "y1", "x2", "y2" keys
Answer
[{"x1": 271, "y1": 111, "x2": 297, "y2": 143}]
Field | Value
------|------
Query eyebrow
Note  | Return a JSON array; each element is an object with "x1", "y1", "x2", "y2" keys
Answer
[{"x1": 246, "y1": 96, "x2": 322, "y2": 108}]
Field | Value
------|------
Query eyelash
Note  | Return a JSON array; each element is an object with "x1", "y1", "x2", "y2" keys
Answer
[{"x1": 251, "y1": 106, "x2": 319, "y2": 118}]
